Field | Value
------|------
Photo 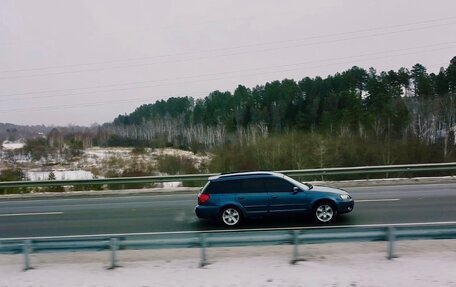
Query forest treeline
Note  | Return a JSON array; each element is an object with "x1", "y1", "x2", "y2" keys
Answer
[
  {"x1": 113, "y1": 58, "x2": 455, "y2": 139},
  {"x1": 105, "y1": 57, "x2": 456, "y2": 171}
]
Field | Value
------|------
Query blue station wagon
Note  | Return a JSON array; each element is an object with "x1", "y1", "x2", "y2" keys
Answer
[{"x1": 195, "y1": 171, "x2": 354, "y2": 226}]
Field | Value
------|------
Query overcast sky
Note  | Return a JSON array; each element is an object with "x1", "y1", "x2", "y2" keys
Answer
[{"x1": 1, "y1": 0, "x2": 455, "y2": 126}]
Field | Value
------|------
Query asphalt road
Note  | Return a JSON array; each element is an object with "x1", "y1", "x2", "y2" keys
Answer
[{"x1": 1, "y1": 183, "x2": 455, "y2": 238}]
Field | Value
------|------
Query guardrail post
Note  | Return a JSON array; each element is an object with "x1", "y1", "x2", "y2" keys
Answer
[
  {"x1": 291, "y1": 230, "x2": 301, "y2": 264},
  {"x1": 199, "y1": 233, "x2": 208, "y2": 267},
  {"x1": 108, "y1": 238, "x2": 120, "y2": 269},
  {"x1": 22, "y1": 240, "x2": 33, "y2": 271},
  {"x1": 406, "y1": 168, "x2": 411, "y2": 178},
  {"x1": 387, "y1": 226, "x2": 397, "y2": 260}
]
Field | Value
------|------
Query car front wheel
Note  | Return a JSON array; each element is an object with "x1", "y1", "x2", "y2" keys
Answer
[
  {"x1": 220, "y1": 206, "x2": 242, "y2": 227},
  {"x1": 313, "y1": 202, "x2": 336, "y2": 223}
]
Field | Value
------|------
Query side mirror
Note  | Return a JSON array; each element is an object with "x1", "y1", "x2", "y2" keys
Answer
[{"x1": 293, "y1": 186, "x2": 301, "y2": 193}]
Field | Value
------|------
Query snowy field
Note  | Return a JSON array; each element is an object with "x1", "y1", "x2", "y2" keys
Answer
[
  {"x1": 26, "y1": 169, "x2": 95, "y2": 181},
  {"x1": 25, "y1": 169, "x2": 181, "y2": 188},
  {"x1": 81, "y1": 147, "x2": 210, "y2": 170},
  {"x1": 1, "y1": 145, "x2": 210, "y2": 187},
  {"x1": 1, "y1": 140, "x2": 25, "y2": 150},
  {"x1": 0, "y1": 241, "x2": 455, "y2": 287}
]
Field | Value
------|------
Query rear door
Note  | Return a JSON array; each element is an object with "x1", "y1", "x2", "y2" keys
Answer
[
  {"x1": 234, "y1": 178, "x2": 269, "y2": 216},
  {"x1": 265, "y1": 178, "x2": 309, "y2": 214}
]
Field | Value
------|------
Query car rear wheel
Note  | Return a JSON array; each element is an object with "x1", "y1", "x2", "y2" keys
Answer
[
  {"x1": 313, "y1": 202, "x2": 336, "y2": 223},
  {"x1": 220, "y1": 206, "x2": 242, "y2": 227}
]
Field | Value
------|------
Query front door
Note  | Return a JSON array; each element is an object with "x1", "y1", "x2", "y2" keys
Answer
[{"x1": 265, "y1": 178, "x2": 309, "y2": 214}]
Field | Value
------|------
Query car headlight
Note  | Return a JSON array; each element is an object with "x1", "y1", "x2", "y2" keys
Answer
[{"x1": 340, "y1": 194, "x2": 352, "y2": 200}]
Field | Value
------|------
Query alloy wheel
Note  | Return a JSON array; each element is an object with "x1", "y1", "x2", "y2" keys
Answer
[
  {"x1": 315, "y1": 204, "x2": 334, "y2": 223},
  {"x1": 221, "y1": 207, "x2": 241, "y2": 226}
]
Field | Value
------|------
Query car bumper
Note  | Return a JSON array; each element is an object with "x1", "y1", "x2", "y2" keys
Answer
[
  {"x1": 195, "y1": 205, "x2": 220, "y2": 219},
  {"x1": 337, "y1": 201, "x2": 354, "y2": 214}
]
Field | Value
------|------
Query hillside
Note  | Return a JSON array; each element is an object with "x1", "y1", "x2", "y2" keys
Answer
[{"x1": 2, "y1": 58, "x2": 456, "y2": 173}]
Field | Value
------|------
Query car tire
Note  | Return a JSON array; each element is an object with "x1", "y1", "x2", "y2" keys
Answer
[
  {"x1": 219, "y1": 206, "x2": 242, "y2": 227},
  {"x1": 313, "y1": 201, "x2": 337, "y2": 223}
]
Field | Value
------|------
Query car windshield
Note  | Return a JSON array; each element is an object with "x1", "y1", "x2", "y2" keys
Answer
[{"x1": 282, "y1": 175, "x2": 312, "y2": 190}]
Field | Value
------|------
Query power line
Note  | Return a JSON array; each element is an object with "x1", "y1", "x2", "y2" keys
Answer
[
  {"x1": 1, "y1": 41, "x2": 455, "y2": 102},
  {"x1": 0, "y1": 92, "x2": 208, "y2": 113},
  {"x1": 0, "y1": 49, "x2": 452, "y2": 114},
  {"x1": 1, "y1": 15, "x2": 455, "y2": 75},
  {"x1": 0, "y1": 20, "x2": 455, "y2": 80}
]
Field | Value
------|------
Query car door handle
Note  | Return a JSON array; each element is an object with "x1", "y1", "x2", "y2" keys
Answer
[
  {"x1": 271, "y1": 196, "x2": 278, "y2": 199},
  {"x1": 237, "y1": 197, "x2": 245, "y2": 200}
]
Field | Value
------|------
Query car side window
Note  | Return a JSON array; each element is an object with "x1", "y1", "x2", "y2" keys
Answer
[
  {"x1": 263, "y1": 178, "x2": 294, "y2": 193},
  {"x1": 223, "y1": 180, "x2": 242, "y2": 193},
  {"x1": 216, "y1": 179, "x2": 263, "y2": 194},
  {"x1": 238, "y1": 178, "x2": 265, "y2": 193}
]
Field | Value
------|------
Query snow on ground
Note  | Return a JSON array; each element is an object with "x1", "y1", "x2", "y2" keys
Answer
[
  {"x1": 26, "y1": 170, "x2": 95, "y2": 181},
  {"x1": 0, "y1": 241, "x2": 455, "y2": 287},
  {"x1": 0, "y1": 146, "x2": 209, "y2": 184},
  {"x1": 1, "y1": 140, "x2": 25, "y2": 150},
  {"x1": 161, "y1": 181, "x2": 183, "y2": 188},
  {"x1": 81, "y1": 147, "x2": 210, "y2": 169},
  {"x1": 82, "y1": 147, "x2": 133, "y2": 163},
  {"x1": 151, "y1": 148, "x2": 211, "y2": 168},
  {"x1": 82, "y1": 147, "x2": 210, "y2": 162}
]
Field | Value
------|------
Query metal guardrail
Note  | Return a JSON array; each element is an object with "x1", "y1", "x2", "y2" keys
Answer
[
  {"x1": 1, "y1": 162, "x2": 456, "y2": 189},
  {"x1": 278, "y1": 162, "x2": 456, "y2": 177},
  {"x1": 1, "y1": 222, "x2": 456, "y2": 270}
]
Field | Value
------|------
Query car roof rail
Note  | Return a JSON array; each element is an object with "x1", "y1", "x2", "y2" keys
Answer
[{"x1": 220, "y1": 169, "x2": 272, "y2": 175}]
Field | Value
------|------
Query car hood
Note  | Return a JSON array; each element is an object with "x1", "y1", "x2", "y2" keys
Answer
[{"x1": 311, "y1": 185, "x2": 349, "y2": 195}]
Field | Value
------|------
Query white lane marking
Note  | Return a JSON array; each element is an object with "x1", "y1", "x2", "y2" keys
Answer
[
  {"x1": 2, "y1": 221, "x2": 456, "y2": 241},
  {"x1": 0, "y1": 212, "x2": 63, "y2": 217},
  {"x1": 0, "y1": 193, "x2": 197, "y2": 204},
  {"x1": 356, "y1": 199, "x2": 400, "y2": 202},
  {"x1": 350, "y1": 182, "x2": 456, "y2": 190}
]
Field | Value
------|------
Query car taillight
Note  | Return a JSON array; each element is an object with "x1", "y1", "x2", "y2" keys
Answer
[{"x1": 198, "y1": 193, "x2": 210, "y2": 205}]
